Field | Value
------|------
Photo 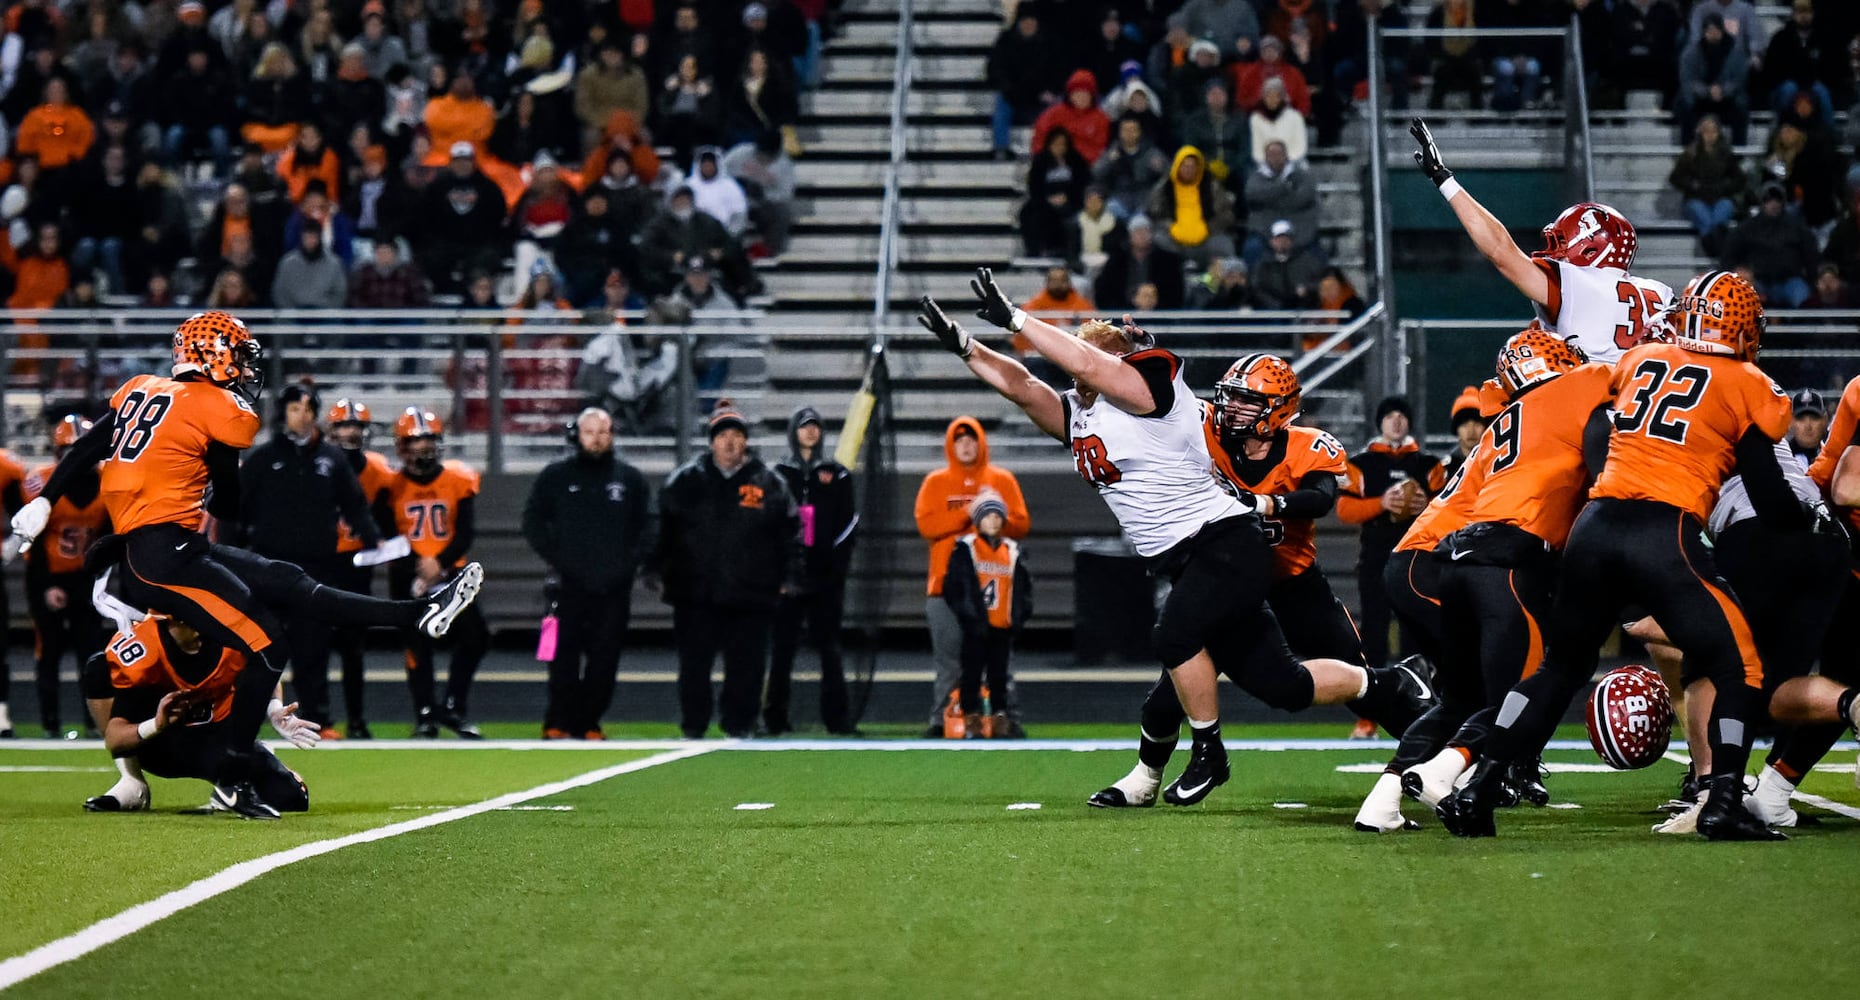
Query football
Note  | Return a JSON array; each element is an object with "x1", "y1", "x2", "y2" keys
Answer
[{"x1": 1586, "y1": 664, "x2": 1675, "y2": 770}]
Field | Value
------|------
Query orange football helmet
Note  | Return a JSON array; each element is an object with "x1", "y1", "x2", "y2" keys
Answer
[
  {"x1": 1214, "y1": 353, "x2": 1302, "y2": 439},
  {"x1": 1495, "y1": 324, "x2": 1588, "y2": 397},
  {"x1": 1668, "y1": 270, "x2": 1765, "y2": 360},
  {"x1": 394, "y1": 407, "x2": 444, "y2": 476},
  {"x1": 51, "y1": 414, "x2": 93, "y2": 451},
  {"x1": 328, "y1": 398, "x2": 372, "y2": 425},
  {"x1": 172, "y1": 311, "x2": 263, "y2": 401},
  {"x1": 1536, "y1": 202, "x2": 1637, "y2": 271}
]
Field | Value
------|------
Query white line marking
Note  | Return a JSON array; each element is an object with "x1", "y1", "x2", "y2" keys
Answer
[
  {"x1": 734, "y1": 802, "x2": 775, "y2": 811},
  {"x1": 1547, "y1": 803, "x2": 1583, "y2": 810},
  {"x1": 1006, "y1": 802, "x2": 1042, "y2": 811},
  {"x1": 0, "y1": 746, "x2": 710, "y2": 992},
  {"x1": 0, "y1": 766, "x2": 113, "y2": 773},
  {"x1": 1335, "y1": 761, "x2": 1626, "y2": 775},
  {"x1": 1271, "y1": 802, "x2": 1307, "y2": 809},
  {"x1": 4, "y1": 737, "x2": 1805, "y2": 754},
  {"x1": 1791, "y1": 791, "x2": 1860, "y2": 822}
]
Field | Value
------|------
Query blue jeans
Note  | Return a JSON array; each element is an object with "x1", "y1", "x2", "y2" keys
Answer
[
  {"x1": 1491, "y1": 56, "x2": 1541, "y2": 112},
  {"x1": 71, "y1": 236, "x2": 125, "y2": 292},
  {"x1": 992, "y1": 95, "x2": 1038, "y2": 151},
  {"x1": 1683, "y1": 197, "x2": 1736, "y2": 238},
  {"x1": 162, "y1": 123, "x2": 232, "y2": 176},
  {"x1": 1755, "y1": 276, "x2": 1811, "y2": 309},
  {"x1": 1772, "y1": 80, "x2": 1834, "y2": 128},
  {"x1": 792, "y1": 21, "x2": 822, "y2": 89}
]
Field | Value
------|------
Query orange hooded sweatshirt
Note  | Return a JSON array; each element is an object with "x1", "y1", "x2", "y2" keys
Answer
[{"x1": 915, "y1": 416, "x2": 1031, "y2": 595}]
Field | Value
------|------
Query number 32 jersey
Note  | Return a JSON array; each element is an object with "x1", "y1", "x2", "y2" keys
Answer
[
  {"x1": 1592, "y1": 342, "x2": 1791, "y2": 522},
  {"x1": 100, "y1": 374, "x2": 261, "y2": 533},
  {"x1": 1063, "y1": 349, "x2": 1247, "y2": 557},
  {"x1": 1533, "y1": 259, "x2": 1673, "y2": 364}
]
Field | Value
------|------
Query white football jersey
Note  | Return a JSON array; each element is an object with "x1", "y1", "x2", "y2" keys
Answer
[
  {"x1": 1532, "y1": 259, "x2": 1674, "y2": 365},
  {"x1": 1708, "y1": 439, "x2": 1820, "y2": 538},
  {"x1": 1063, "y1": 350, "x2": 1248, "y2": 557}
]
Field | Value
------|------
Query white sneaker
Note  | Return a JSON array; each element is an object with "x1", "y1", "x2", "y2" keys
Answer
[
  {"x1": 1653, "y1": 800, "x2": 1701, "y2": 835},
  {"x1": 418, "y1": 562, "x2": 484, "y2": 638},
  {"x1": 1745, "y1": 765, "x2": 1799, "y2": 828},
  {"x1": 1353, "y1": 772, "x2": 1420, "y2": 832},
  {"x1": 1401, "y1": 750, "x2": 1468, "y2": 808},
  {"x1": 1087, "y1": 764, "x2": 1161, "y2": 808}
]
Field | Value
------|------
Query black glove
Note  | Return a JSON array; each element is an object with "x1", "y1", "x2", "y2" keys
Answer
[
  {"x1": 1410, "y1": 118, "x2": 1453, "y2": 187},
  {"x1": 917, "y1": 295, "x2": 974, "y2": 359},
  {"x1": 1120, "y1": 312, "x2": 1155, "y2": 351},
  {"x1": 969, "y1": 266, "x2": 1020, "y2": 330}
]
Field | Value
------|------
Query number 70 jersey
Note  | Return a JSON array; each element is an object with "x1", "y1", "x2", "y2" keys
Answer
[
  {"x1": 384, "y1": 460, "x2": 481, "y2": 566},
  {"x1": 1534, "y1": 259, "x2": 1673, "y2": 364},
  {"x1": 99, "y1": 373, "x2": 261, "y2": 533},
  {"x1": 1591, "y1": 341, "x2": 1791, "y2": 522}
]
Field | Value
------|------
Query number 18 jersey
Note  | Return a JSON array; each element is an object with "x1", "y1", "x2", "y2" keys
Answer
[
  {"x1": 1063, "y1": 349, "x2": 1247, "y2": 557},
  {"x1": 1534, "y1": 259, "x2": 1673, "y2": 364},
  {"x1": 100, "y1": 374, "x2": 261, "y2": 533}
]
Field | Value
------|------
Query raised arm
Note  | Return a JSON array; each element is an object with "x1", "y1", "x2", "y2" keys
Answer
[
  {"x1": 917, "y1": 295, "x2": 1067, "y2": 442},
  {"x1": 965, "y1": 268, "x2": 1157, "y2": 415},
  {"x1": 1411, "y1": 118, "x2": 1551, "y2": 308}
]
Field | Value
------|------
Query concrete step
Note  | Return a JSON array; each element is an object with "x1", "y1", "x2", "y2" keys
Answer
[
  {"x1": 771, "y1": 233, "x2": 1022, "y2": 267},
  {"x1": 801, "y1": 122, "x2": 997, "y2": 149},
  {"x1": 799, "y1": 197, "x2": 1015, "y2": 228},
  {"x1": 795, "y1": 160, "x2": 1030, "y2": 188},
  {"x1": 814, "y1": 53, "x2": 988, "y2": 84},
  {"x1": 839, "y1": 19, "x2": 1000, "y2": 48},
  {"x1": 803, "y1": 90, "x2": 992, "y2": 118}
]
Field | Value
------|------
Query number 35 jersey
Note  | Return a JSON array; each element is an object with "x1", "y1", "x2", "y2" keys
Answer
[
  {"x1": 384, "y1": 460, "x2": 481, "y2": 566},
  {"x1": 1592, "y1": 342, "x2": 1791, "y2": 522},
  {"x1": 100, "y1": 374, "x2": 261, "y2": 533},
  {"x1": 1533, "y1": 259, "x2": 1673, "y2": 364},
  {"x1": 1062, "y1": 349, "x2": 1247, "y2": 558}
]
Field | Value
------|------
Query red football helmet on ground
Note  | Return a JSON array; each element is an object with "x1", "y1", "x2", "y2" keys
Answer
[
  {"x1": 1214, "y1": 353, "x2": 1302, "y2": 439},
  {"x1": 1668, "y1": 270, "x2": 1766, "y2": 361},
  {"x1": 1494, "y1": 324, "x2": 1589, "y2": 397},
  {"x1": 1536, "y1": 202, "x2": 1638, "y2": 271},
  {"x1": 1586, "y1": 664, "x2": 1675, "y2": 770}
]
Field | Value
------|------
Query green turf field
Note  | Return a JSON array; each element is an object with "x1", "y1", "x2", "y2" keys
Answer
[{"x1": 2, "y1": 732, "x2": 1855, "y2": 998}]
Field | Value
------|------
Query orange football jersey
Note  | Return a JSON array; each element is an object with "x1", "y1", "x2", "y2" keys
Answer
[
  {"x1": 336, "y1": 450, "x2": 396, "y2": 554},
  {"x1": 1807, "y1": 374, "x2": 1860, "y2": 537},
  {"x1": 1592, "y1": 343, "x2": 1791, "y2": 522},
  {"x1": 1463, "y1": 364, "x2": 1615, "y2": 550},
  {"x1": 107, "y1": 616, "x2": 248, "y2": 726},
  {"x1": 25, "y1": 462, "x2": 110, "y2": 574},
  {"x1": 1397, "y1": 444, "x2": 1488, "y2": 555},
  {"x1": 384, "y1": 459, "x2": 480, "y2": 564},
  {"x1": 98, "y1": 374, "x2": 261, "y2": 533},
  {"x1": 1204, "y1": 405, "x2": 1351, "y2": 579}
]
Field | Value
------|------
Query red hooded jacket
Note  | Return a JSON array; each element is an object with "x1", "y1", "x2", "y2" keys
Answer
[{"x1": 1031, "y1": 70, "x2": 1112, "y2": 165}]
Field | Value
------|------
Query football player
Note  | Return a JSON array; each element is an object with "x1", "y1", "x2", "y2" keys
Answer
[
  {"x1": 1440, "y1": 272, "x2": 1801, "y2": 841},
  {"x1": 920, "y1": 271, "x2": 1430, "y2": 807},
  {"x1": 1411, "y1": 118, "x2": 1672, "y2": 363},
  {"x1": 1090, "y1": 355, "x2": 1431, "y2": 809},
  {"x1": 83, "y1": 604, "x2": 321, "y2": 818},
  {"x1": 326, "y1": 398, "x2": 395, "y2": 739},
  {"x1": 10, "y1": 312, "x2": 484, "y2": 760},
  {"x1": 1388, "y1": 329, "x2": 1617, "y2": 828},
  {"x1": 0, "y1": 444, "x2": 28, "y2": 738},
  {"x1": 381, "y1": 408, "x2": 490, "y2": 738},
  {"x1": 22, "y1": 416, "x2": 111, "y2": 738}
]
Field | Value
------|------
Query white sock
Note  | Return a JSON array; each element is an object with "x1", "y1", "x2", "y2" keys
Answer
[
  {"x1": 1353, "y1": 668, "x2": 1370, "y2": 700},
  {"x1": 1405, "y1": 749, "x2": 1470, "y2": 806},
  {"x1": 1368, "y1": 771, "x2": 1402, "y2": 807},
  {"x1": 1746, "y1": 765, "x2": 1798, "y2": 826},
  {"x1": 117, "y1": 757, "x2": 145, "y2": 783},
  {"x1": 1353, "y1": 773, "x2": 1408, "y2": 830},
  {"x1": 1117, "y1": 762, "x2": 1162, "y2": 791},
  {"x1": 1188, "y1": 717, "x2": 1217, "y2": 731},
  {"x1": 0, "y1": 702, "x2": 12, "y2": 731}
]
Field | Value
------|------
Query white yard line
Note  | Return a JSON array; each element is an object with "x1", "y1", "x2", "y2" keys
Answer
[
  {"x1": 2, "y1": 737, "x2": 1756, "y2": 753},
  {"x1": 0, "y1": 746, "x2": 711, "y2": 993},
  {"x1": 1661, "y1": 749, "x2": 1860, "y2": 822}
]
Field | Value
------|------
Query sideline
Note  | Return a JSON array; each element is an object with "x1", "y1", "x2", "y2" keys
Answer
[
  {"x1": 0, "y1": 737, "x2": 1745, "y2": 753},
  {"x1": 0, "y1": 747, "x2": 712, "y2": 992}
]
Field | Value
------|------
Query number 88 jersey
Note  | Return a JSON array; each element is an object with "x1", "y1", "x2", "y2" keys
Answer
[
  {"x1": 1533, "y1": 259, "x2": 1673, "y2": 364},
  {"x1": 1592, "y1": 342, "x2": 1791, "y2": 523},
  {"x1": 99, "y1": 374, "x2": 261, "y2": 533}
]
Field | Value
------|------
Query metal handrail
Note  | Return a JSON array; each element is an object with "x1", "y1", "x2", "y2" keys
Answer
[
  {"x1": 1366, "y1": 20, "x2": 1396, "y2": 405},
  {"x1": 1566, "y1": 14, "x2": 1596, "y2": 203},
  {"x1": 870, "y1": 0, "x2": 915, "y2": 335},
  {"x1": 1290, "y1": 302, "x2": 1386, "y2": 374}
]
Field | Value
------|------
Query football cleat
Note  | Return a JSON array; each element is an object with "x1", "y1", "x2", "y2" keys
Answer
[
  {"x1": 412, "y1": 709, "x2": 440, "y2": 739},
  {"x1": 435, "y1": 703, "x2": 483, "y2": 740},
  {"x1": 1087, "y1": 786, "x2": 1149, "y2": 809},
  {"x1": 211, "y1": 782, "x2": 282, "y2": 820},
  {"x1": 347, "y1": 722, "x2": 373, "y2": 740},
  {"x1": 84, "y1": 779, "x2": 151, "y2": 813},
  {"x1": 418, "y1": 562, "x2": 484, "y2": 638},
  {"x1": 1656, "y1": 771, "x2": 1702, "y2": 814},
  {"x1": 543, "y1": 727, "x2": 572, "y2": 740},
  {"x1": 1652, "y1": 800, "x2": 1701, "y2": 835},
  {"x1": 1506, "y1": 758, "x2": 1551, "y2": 808},
  {"x1": 1162, "y1": 738, "x2": 1230, "y2": 806},
  {"x1": 1088, "y1": 765, "x2": 1161, "y2": 809},
  {"x1": 1354, "y1": 772, "x2": 1420, "y2": 832},
  {"x1": 1696, "y1": 775, "x2": 1786, "y2": 842},
  {"x1": 1436, "y1": 759, "x2": 1509, "y2": 838},
  {"x1": 1745, "y1": 765, "x2": 1800, "y2": 828}
]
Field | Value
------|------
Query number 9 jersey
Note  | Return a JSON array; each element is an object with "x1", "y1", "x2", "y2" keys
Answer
[
  {"x1": 99, "y1": 374, "x2": 261, "y2": 533},
  {"x1": 1533, "y1": 258, "x2": 1673, "y2": 364},
  {"x1": 1592, "y1": 341, "x2": 1791, "y2": 521}
]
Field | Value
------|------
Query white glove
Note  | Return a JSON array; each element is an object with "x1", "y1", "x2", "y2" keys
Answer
[
  {"x1": 353, "y1": 535, "x2": 413, "y2": 567},
  {"x1": 1, "y1": 534, "x2": 21, "y2": 564},
  {"x1": 268, "y1": 700, "x2": 322, "y2": 750},
  {"x1": 10, "y1": 496, "x2": 50, "y2": 551},
  {"x1": 92, "y1": 570, "x2": 149, "y2": 636}
]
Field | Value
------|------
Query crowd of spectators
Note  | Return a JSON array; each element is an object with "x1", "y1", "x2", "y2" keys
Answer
[{"x1": 0, "y1": 0, "x2": 834, "y2": 325}]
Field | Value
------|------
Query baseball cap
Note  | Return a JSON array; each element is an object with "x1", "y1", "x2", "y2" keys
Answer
[
  {"x1": 1270, "y1": 219, "x2": 1294, "y2": 238},
  {"x1": 1792, "y1": 389, "x2": 1826, "y2": 417}
]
